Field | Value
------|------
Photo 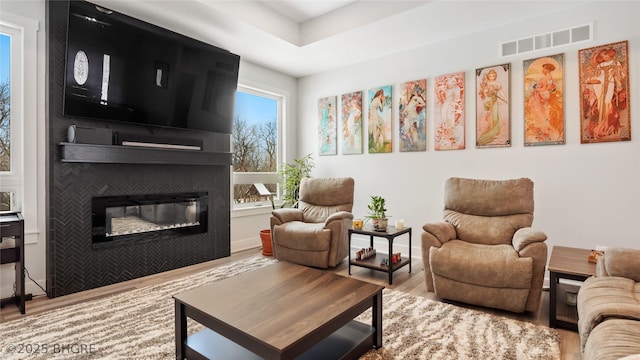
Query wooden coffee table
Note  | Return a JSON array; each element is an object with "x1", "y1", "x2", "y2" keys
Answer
[
  {"x1": 173, "y1": 261, "x2": 384, "y2": 359},
  {"x1": 547, "y1": 246, "x2": 597, "y2": 331}
]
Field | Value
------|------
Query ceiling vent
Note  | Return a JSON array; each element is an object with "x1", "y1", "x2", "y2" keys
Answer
[{"x1": 500, "y1": 23, "x2": 592, "y2": 57}]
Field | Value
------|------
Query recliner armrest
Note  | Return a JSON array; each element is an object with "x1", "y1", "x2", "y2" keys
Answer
[
  {"x1": 324, "y1": 211, "x2": 353, "y2": 226},
  {"x1": 512, "y1": 227, "x2": 547, "y2": 252},
  {"x1": 422, "y1": 222, "x2": 456, "y2": 245},
  {"x1": 599, "y1": 247, "x2": 640, "y2": 281},
  {"x1": 271, "y1": 208, "x2": 303, "y2": 224}
]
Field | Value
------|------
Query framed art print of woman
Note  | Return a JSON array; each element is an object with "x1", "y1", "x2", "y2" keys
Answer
[
  {"x1": 341, "y1": 91, "x2": 363, "y2": 154},
  {"x1": 434, "y1": 72, "x2": 465, "y2": 150},
  {"x1": 318, "y1": 96, "x2": 337, "y2": 155},
  {"x1": 368, "y1": 85, "x2": 393, "y2": 153},
  {"x1": 476, "y1": 63, "x2": 511, "y2": 148},
  {"x1": 399, "y1": 79, "x2": 427, "y2": 152},
  {"x1": 524, "y1": 53, "x2": 565, "y2": 146},
  {"x1": 579, "y1": 40, "x2": 630, "y2": 143}
]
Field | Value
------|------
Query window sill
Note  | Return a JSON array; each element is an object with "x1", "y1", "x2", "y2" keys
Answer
[{"x1": 231, "y1": 204, "x2": 274, "y2": 218}]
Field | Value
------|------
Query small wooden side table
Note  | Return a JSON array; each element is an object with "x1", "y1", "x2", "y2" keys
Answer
[
  {"x1": 348, "y1": 225, "x2": 411, "y2": 285},
  {"x1": 547, "y1": 246, "x2": 596, "y2": 331}
]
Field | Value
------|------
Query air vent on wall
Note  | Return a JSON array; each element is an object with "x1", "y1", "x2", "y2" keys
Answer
[{"x1": 501, "y1": 23, "x2": 592, "y2": 57}]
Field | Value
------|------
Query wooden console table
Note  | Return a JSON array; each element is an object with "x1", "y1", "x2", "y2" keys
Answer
[
  {"x1": 547, "y1": 246, "x2": 596, "y2": 331},
  {"x1": 0, "y1": 212, "x2": 29, "y2": 314}
]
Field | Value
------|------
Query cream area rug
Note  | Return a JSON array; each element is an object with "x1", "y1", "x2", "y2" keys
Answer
[
  {"x1": 357, "y1": 291, "x2": 560, "y2": 360},
  {"x1": 0, "y1": 256, "x2": 560, "y2": 359}
]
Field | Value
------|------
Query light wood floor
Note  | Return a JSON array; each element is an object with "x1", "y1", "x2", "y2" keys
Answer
[{"x1": 1, "y1": 249, "x2": 581, "y2": 359}]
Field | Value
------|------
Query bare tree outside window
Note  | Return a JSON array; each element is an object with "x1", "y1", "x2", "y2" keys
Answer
[
  {"x1": 0, "y1": 80, "x2": 9, "y2": 172},
  {"x1": 233, "y1": 89, "x2": 279, "y2": 205},
  {"x1": 0, "y1": 32, "x2": 10, "y2": 173},
  {"x1": 0, "y1": 32, "x2": 12, "y2": 211},
  {"x1": 232, "y1": 116, "x2": 260, "y2": 173}
]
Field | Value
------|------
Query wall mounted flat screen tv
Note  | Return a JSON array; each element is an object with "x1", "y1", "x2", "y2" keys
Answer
[{"x1": 63, "y1": 0, "x2": 240, "y2": 134}]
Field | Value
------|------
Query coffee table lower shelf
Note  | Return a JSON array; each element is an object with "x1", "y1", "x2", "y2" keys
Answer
[{"x1": 186, "y1": 320, "x2": 375, "y2": 360}]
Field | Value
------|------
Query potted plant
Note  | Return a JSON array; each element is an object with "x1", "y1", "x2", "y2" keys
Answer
[
  {"x1": 260, "y1": 154, "x2": 315, "y2": 256},
  {"x1": 280, "y1": 153, "x2": 315, "y2": 208},
  {"x1": 365, "y1": 195, "x2": 389, "y2": 231},
  {"x1": 259, "y1": 194, "x2": 276, "y2": 256},
  {"x1": 259, "y1": 228, "x2": 274, "y2": 256}
]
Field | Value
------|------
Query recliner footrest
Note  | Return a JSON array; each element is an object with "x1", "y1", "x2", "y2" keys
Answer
[{"x1": 430, "y1": 240, "x2": 533, "y2": 288}]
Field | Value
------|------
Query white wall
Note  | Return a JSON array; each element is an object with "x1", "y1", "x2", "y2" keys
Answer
[
  {"x1": 0, "y1": 0, "x2": 47, "y2": 299},
  {"x1": 297, "y1": 1, "x2": 640, "y2": 259}
]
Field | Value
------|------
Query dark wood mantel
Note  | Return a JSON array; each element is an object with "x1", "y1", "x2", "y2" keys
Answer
[{"x1": 59, "y1": 142, "x2": 232, "y2": 166}]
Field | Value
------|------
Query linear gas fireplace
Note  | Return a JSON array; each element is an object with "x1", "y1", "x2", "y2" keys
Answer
[{"x1": 92, "y1": 192, "x2": 208, "y2": 246}]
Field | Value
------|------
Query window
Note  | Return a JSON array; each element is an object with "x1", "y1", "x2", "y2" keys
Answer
[
  {"x1": 232, "y1": 86, "x2": 282, "y2": 209},
  {"x1": 0, "y1": 34, "x2": 9, "y2": 172},
  {"x1": 0, "y1": 10, "x2": 37, "y2": 222},
  {"x1": 0, "y1": 28, "x2": 20, "y2": 212}
]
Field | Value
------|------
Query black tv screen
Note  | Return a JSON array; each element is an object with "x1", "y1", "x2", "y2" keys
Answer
[{"x1": 63, "y1": 0, "x2": 240, "y2": 134}]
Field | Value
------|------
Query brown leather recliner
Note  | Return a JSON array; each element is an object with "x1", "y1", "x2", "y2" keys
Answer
[
  {"x1": 270, "y1": 177, "x2": 354, "y2": 268},
  {"x1": 422, "y1": 177, "x2": 548, "y2": 313},
  {"x1": 577, "y1": 247, "x2": 640, "y2": 360}
]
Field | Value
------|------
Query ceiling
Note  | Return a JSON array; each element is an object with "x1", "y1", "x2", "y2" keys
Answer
[
  {"x1": 258, "y1": 0, "x2": 359, "y2": 23},
  {"x1": 90, "y1": 1, "x2": 583, "y2": 78}
]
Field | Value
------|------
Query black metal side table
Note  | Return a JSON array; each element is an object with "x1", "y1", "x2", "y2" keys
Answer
[
  {"x1": 348, "y1": 225, "x2": 411, "y2": 285},
  {"x1": 547, "y1": 246, "x2": 596, "y2": 331},
  {"x1": 1, "y1": 212, "x2": 27, "y2": 314}
]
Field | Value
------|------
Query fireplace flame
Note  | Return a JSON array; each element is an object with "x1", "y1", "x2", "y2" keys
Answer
[{"x1": 107, "y1": 216, "x2": 200, "y2": 237}]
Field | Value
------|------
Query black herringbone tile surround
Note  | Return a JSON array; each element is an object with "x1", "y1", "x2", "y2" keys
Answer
[{"x1": 46, "y1": 1, "x2": 230, "y2": 297}]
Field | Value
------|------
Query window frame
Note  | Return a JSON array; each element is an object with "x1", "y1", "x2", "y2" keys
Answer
[
  {"x1": 232, "y1": 84, "x2": 284, "y2": 210},
  {"x1": 0, "y1": 10, "x2": 38, "y2": 238},
  {"x1": 0, "y1": 23, "x2": 24, "y2": 212}
]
